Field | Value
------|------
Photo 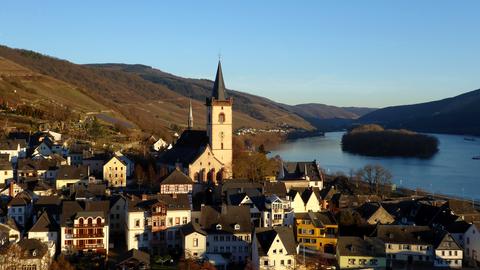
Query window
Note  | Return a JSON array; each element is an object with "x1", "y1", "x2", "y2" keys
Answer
[
  {"x1": 280, "y1": 260, "x2": 285, "y2": 265},
  {"x1": 135, "y1": 219, "x2": 140, "y2": 227},
  {"x1": 182, "y1": 217, "x2": 188, "y2": 224},
  {"x1": 218, "y1": 113, "x2": 225, "y2": 123},
  {"x1": 287, "y1": 259, "x2": 292, "y2": 265},
  {"x1": 348, "y1": 259, "x2": 356, "y2": 265},
  {"x1": 264, "y1": 260, "x2": 268, "y2": 266},
  {"x1": 193, "y1": 238, "x2": 198, "y2": 247}
]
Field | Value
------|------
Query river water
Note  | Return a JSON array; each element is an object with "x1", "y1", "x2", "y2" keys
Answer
[{"x1": 271, "y1": 132, "x2": 480, "y2": 200}]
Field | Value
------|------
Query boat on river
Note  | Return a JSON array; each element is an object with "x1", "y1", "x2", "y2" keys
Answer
[{"x1": 473, "y1": 156, "x2": 480, "y2": 160}]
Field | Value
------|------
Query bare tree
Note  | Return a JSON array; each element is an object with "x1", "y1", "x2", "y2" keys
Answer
[{"x1": 356, "y1": 164, "x2": 392, "y2": 195}]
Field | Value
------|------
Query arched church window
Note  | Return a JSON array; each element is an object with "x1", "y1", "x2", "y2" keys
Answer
[
  {"x1": 218, "y1": 113, "x2": 225, "y2": 123},
  {"x1": 221, "y1": 143, "x2": 224, "y2": 150}
]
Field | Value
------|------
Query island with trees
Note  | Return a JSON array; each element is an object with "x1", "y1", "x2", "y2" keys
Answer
[{"x1": 341, "y1": 124, "x2": 439, "y2": 158}]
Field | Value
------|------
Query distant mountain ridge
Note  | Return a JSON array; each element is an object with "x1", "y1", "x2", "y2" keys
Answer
[{"x1": 359, "y1": 89, "x2": 480, "y2": 135}]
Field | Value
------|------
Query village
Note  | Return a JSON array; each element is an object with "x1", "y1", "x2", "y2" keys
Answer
[{"x1": 0, "y1": 62, "x2": 479, "y2": 270}]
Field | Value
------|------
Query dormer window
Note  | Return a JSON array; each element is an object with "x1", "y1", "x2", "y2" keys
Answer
[
  {"x1": 216, "y1": 224, "x2": 222, "y2": 230},
  {"x1": 234, "y1": 224, "x2": 240, "y2": 230}
]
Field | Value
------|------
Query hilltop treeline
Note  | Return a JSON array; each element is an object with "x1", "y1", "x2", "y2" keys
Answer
[{"x1": 341, "y1": 124, "x2": 439, "y2": 158}]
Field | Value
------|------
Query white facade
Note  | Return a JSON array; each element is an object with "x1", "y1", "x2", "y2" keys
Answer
[
  {"x1": 183, "y1": 231, "x2": 207, "y2": 258},
  {"x1": 465, "y1": 224, "x2": 480, "y2": 264},
  {"x1": 263, "y1": 195, "x2": 292, "y2": 227},
  {"x1": 252, "y1": 232, "x2": 296, "y2": 270},
  {"x1": 0, "y1": 168, "x2": 13, "y2": 185},
  {"x1": 207, "y1": 232, "x2": 251, "y2": 264},
  {"x1": 165, "y1": 209, "x2": 191, "y2": 249},
  {"x1": 385, "y1": 243, "x2": 434, "y2": 262},
  {"x1": 8, "y1": 203, "x2": 32, "y2": 228},
  {"x1": 434, "y1": 249, "x2": 463, "y2": 268},
  {"x1": 126, "y1": 210, "x2": 149, "y2": 251},
  {"x1": 206, "y1": 101, "x2": 233, "y2": 178},
  {"x1": 0, "y1": 142, "x2": 26, "y2": 163},
  {"x1": 103, "y1": 156, "x2": 127, "y2": 187},
  {"x1": 60, "y1": 215, "x2": 109, "y2": 255},
  {"x1": 28, "y1": 231, "x2": 58, "y2": 257},
  {"x1": 110, "y1": 196, "x2": 126, "y2": 234}
]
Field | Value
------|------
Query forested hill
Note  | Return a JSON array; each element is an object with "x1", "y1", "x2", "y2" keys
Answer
[{"x1": 359, "y1": 89, "x2": 480, "y2": 135}]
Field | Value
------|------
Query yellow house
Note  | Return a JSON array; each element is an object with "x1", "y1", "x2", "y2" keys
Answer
[
  {"x1": 103, "y1": 156, "x2": 127, "y2": 187},
  {"x1": 336, "y1": 236, "x2": 386, "y2": 269},
  {"x1": 295, "y1": 210, "x2": 338, "y2": 253}
]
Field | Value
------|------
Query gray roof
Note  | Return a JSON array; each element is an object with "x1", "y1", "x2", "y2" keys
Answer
[
  {"x1": 17, "y1": 158, "x2": 57, "y2": 171},
  {"x1": 255, "y1": 226, "x2": 297, "y2": 256},
  {"x1": 17, "y1": 239, "x2": 48, "y2": 259},
  {"x1": 29, "y1": 211, "x2": 59, "y2": 232},
  {"x1": 161, "y1": 169, "x2": 194, "y2": 185},
  {"x1": 263, "y1": 182, "x2": 287, "y2": 197},
  {"x1": 211, "y1": 61, "x2": 227, "y2": 101},
  {"x1": 117, "y1": 248, "x2": 150, "y2": 267},
  {"x1": 57, "y1": 165, "x2": 88, "y2": 180},
  {"x1": 200, "y1": 205, "x2": 252, "y2": 233},
  {"x1": 295, "y1": 211, "x2": 337, "y2": 227},
  {"x1": 0, "y1": 139, "x2": 26, "y2": 150},
  {"x1": 280, "y1": 161, "x2": 322, "y2": 181},
  {"x1": 61, "y1": 200, "x2": 109, "y2": 226},
  {"x1": 157, "y1": 130, "x2": 209, "y2": 167},
  {"x1": 181, "y1": 222, "x2": 207, "y2": 236},
  {"x1": 337, "y1": 236, "x2": 386, "y2": 257},
  {"x1": 374, "y1": 225, "x2": 434, "y2": 245}
]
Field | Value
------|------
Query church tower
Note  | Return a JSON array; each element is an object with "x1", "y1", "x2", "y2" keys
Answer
[{"x1": 206, "y1": 61, "x2": 233, "y2": 179}]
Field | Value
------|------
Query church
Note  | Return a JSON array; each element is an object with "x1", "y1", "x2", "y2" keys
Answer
[{"x1": 157, "y1": 61, "x2": 233, "y2": 184}]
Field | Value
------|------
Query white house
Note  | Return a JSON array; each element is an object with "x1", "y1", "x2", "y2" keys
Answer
[
  {"x1": 28, "y1": 211, "x2": 59, "y2": 257},
  {"x1": 7, "y1": 195, "x2": 33, "y2": 229},
  {"x1": 180, "y1": 222, "x2": 207, "y2": 258},
  {"x1": 251, "y1": 226, "x2": 298, "y2": 270},
  {"x1": 289, "y1": 188, "x2": 321, "y2": 214},
  {"x1": 465, "y1": 223, "x2": 480, "y2": 265},
  {"x1": 0, "y1": 139, "x2": 27, "y2": 163},
  {"x1": 153, "y1": 138, "x2": 168, "y2": 151},
  {"x1": 433, "y1": 231, "x2": 463, "y2": 268},
  {"x1": 263, "y1": 195, "x2": 293, "y2": 227},
  {"x1": 0, "y1": 162, "x2": 13, "y2": 185},
  {"x1": 55, "y1": 165, "x2": 89, "y2": 189},
  {"x1": 103, "y1": 156, "x2": 127, "y2": 187}
]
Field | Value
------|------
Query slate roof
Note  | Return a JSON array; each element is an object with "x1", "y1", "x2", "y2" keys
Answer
[
  {"x1": 0, "y1": 139, "x2": 26, "y2": 150},
  {"x1": 280, "y1": 161, "x2": 321, "y2": 181},
  {"x1": 181, "y1": 222, "x2": 207, "y2": 236},
  {"x1": 295, "y1": 211, "x2": 337, "y2": 227},
  {"x1": 29, "y1": 211, "x2": 59, "y2": 232},
  {"x1": 200, "y1": 205, "x2": 252, "y2": 233},
  {"x1": 161, "y1": 169, "x2": 194, "y2": 185},
  {"x1": 61, "y1": 200, "x2": 109, "y2": 226},
  {"x1": 17, "y1": 159, "x2": 57, "y2": 171},
  {"x1": 211, "y1": 61, "x2": 228, "y2": 101},
  {"x1": 337, "y1": 236, "x2": 385, "y2": 257},
  {"x1": 255, "y1": 226, "x2": 297, "y2": 256},
  {"x1": 228, "y1": 193, "x2": 267, "y2": 211},
  {"x1": 263, "y1": 182, "x2": 287, "y2": 197},
  {"x1": 434, "y1": 231, "x2": 462, "y2": 250},
  {"x1": 117, "y1": 249, "x2": 150, "y2": 267},
  {"x1": 57, "y1": 165, "x2": 88, "y2": 180},
  {"x1": 373, "y1": 225, "x2": 434, "y2": 245},
  {"x1": 17, "y1": 238, "x2": 48, "y2": 259},
  {"x1": 157, "y1": 130, "x2": 210, "y2": 166},
  {"x1": 8, "y1": 197, "x2": 29, "y2": 207},
  {"x1": 446, "y1": 220, "x2": 472, "y2": 234},
  {"x1": 128, "y1": 194, "x2": 190, "y2": 212}
]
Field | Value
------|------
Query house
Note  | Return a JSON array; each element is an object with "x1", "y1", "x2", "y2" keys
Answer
[
  {"x1": 200, "y1": 205, "x2": 253, "y2": 264},
  {"x1": 251, "y1": 226, "x2": 298, "y2": 270},
  {"x1": 374, "y1": 225, "x2": 435, "y2": 266},
  {"x1": 0, "y1": 219, "x2": 21, "y2": 244},
  {"x1": 60, "y1": 200, "x2": 110, "y2": 255},
  {"x1": 228, "y1": 192, "x2": 265, "y2": 227},
  {"x1": 294, "y1": 211, "x2": 338, "y2": 253},
  {"x1": 31, "y1": 136, "x2": 54, "y2": 158},
  {"x1": 356, "y1": 202, "x2": 395, "y2": 225},
  {"x1": 82, "y1": 152, "x2": 109, "y2": 177},
  {"x1": 115, "y1": 152, "x2": 134, "y2": 178},
  {"x1": 277, "y1": 161, "x2": 323, "y2": 191},
  {"x1": 157, "y1": 62, "x2": 233, "y2": 182},
  {"x1": 55, "y1": 165, "x2": 89, "y2": 189},
  {"x1": 159, "y1": 168, "x2": 194, "y2": 195},
  {"x1": 28, "y1": 211, "x2": 59, "y2": 256},
  {"x1": 126, "y1": 194, "x2": 191, "y2": 254},
  {"x1": 32, "y1": 180, "x2": 55, "y2": 196},
  {"x1": 110, "y1": 195, "x2": 127, "y2": 234},
  {"x1": 0, "y1": 239, "x2": 52, "y2": 270},
  {"x1": 32, "y1": 196, "x2": 62, "y2": 225},
  {"x1": 289, "y1": 188, "x2": 321, "y2": 213},
  {"x1": 0, "y1": 139, "x2": 27, "y2": 163},
  {"x1": 7, "y1": 195, "x2": 33, "y2": 229},
  {"x1": 0, "y1": 181, "x2": 24, "y2": 198},
  {"x1": 433, "y1": 230, "x2": 463, "y2": 268},
  {"x1": 116, "y1": 248, "x2": 150, "y2": 270},
  {"x1": 464, "y1": 222, "x2": 480, "y2": 265},
  {"x1": 103, "y1": 155, "x2": 128, "y2": 187},
  {"x1": 263, "y1": 194, "x2": 293, "y2": 227},
  {"x1": 0, "y1": 161, "x2": 13, "y2": 185},
  {"x1": 17, "y1": 158, "x2": 58, "y2": 182},
  {"x1": 336, "y1": 236, "x2": 386, "y2": 269},
  {"x1": 152, "y1": 137, "x2": 168, "y2": 151},
  {"x1": 180, "y1": 222, "x2": 207, "y2": 259}
]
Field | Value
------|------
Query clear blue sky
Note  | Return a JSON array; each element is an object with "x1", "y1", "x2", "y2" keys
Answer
[{"x1": 1, "y1": 1, "x2": 479, "y2": 108}]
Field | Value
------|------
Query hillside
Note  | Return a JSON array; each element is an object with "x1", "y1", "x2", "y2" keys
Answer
[
  {"x1": 87, "y1": 63, "x2": 372, "y2": 130},
  {"x1": 359, "y1": 89, "x2": 480, "y2": 135},
  {"x1": 0, "y1": 46, "x2": 314, "y2": 134}
]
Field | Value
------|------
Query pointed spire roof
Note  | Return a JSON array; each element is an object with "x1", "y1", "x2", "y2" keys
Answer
[
  {"x1": 188, "y1": 99, "x2": 193, "y2": 129},
  {"x1": 212, "y1": 61, "x2": 227, "y2": 100}
]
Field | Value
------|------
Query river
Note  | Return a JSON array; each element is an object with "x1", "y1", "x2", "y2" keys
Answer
[{"x1": 271, "y1": 132, "x2": 480, "y2": 200}]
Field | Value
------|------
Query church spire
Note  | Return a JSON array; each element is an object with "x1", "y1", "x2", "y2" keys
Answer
[
  {"x1": 188, "y1": 99, "x2": 193, "y2": 129},
  {"x1": 212, "y1": 61, "x2": 227, "y2": 100}
]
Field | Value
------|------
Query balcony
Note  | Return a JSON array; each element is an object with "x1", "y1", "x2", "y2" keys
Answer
[
  {"x1": 73, "y1": 233, "x2": 105, "y2": 238},
  {"x1": 73, "y1": 243, "x2": 105, "y2": 250},
  {"x1": 74, "y1": 223, "x2": 105, "y2": 228}
]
